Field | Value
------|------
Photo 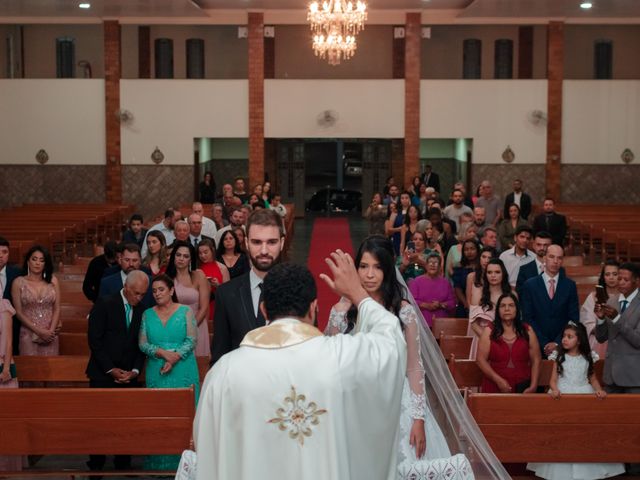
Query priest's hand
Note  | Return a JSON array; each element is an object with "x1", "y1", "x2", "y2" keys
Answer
[
  {"x1": 409, "y1": 419, "x2": 426, "y2": 458},
  {"x1": 320, "y1": 249, "x2": 368, "y2": 307}
]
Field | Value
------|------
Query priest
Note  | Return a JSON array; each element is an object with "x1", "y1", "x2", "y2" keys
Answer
[{"x1": 194, "y1": 251, "x2": 407, "y2": 480}]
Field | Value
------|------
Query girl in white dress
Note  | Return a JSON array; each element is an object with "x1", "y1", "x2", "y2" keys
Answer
[{"x1": 527, "y1": 322, "x2": 625, "y2": 480}]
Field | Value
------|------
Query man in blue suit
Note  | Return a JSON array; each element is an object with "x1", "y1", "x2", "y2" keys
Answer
[
  {"x1": 0, "y1": 237, "x2": 22, "y2": 355},
  {"x1": 521, "y1": 244, "x2": 579, "y2": 357},
  {"x1": 98, "y1": 244, "x2": 154, "y2": 309}
]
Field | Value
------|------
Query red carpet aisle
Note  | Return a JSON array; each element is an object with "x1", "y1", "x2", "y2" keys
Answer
[{"x1": 306, "y1": 217, "x2": 354, "y2": 332}]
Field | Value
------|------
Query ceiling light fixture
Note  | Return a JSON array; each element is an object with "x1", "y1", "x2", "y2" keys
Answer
[
  {"x1": 580, "y1": 2, "x2": 593, "y2": 9},
  {"x1": 79, "y1": 3, "x2": 91, "y2": 9}
]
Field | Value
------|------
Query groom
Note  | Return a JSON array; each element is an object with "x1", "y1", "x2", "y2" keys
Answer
[{"x1": 194, "y1": 254, "x2": 407, "y2": 480}]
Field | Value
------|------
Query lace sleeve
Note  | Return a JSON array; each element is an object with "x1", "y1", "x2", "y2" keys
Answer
[
  {"x1": 399, "y1": 303, "x2": 426, "y2": 420},
  {"x1": 176, "y1": 307, "x2": 198, "y2": 359},
  {"x1": 324, "y1": 303, "x2": 349, "y2": 336},
  {"x1": 138, "y1": 310, "x2": 158, "y2": 357}
]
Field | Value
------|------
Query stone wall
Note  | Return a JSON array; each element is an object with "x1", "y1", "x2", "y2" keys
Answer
[{"x1": 471, "y1": 164, "x2": 546, "y2": 204}]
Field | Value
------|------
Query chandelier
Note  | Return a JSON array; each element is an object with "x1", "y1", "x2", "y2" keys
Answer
[{"x1": 308, "y1": 0, "x2": 367, "y2": 65}]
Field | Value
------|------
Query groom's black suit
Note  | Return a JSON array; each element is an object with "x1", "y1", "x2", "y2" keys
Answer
[{"x1": 210, "y1": 271, "x2": 263, "y2": 366}]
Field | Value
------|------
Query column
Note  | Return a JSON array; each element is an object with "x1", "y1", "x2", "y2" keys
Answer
[
  {"x1": 404, "y1": 12, "x2": 421, "y2": 190},
  {"x1": 248, "y1": 12, "x2": 265, "y2": 189},
  {"x1": 104, "y1": 20, "x2": 122, "y2": 203},
  {"x1": 546, "y1": 22, "x2": 563, "y2": 200}
]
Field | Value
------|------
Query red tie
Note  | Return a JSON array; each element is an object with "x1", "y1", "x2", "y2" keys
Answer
[{"x1": 548, "y1": 278, "x2": 555, "y2": 299}]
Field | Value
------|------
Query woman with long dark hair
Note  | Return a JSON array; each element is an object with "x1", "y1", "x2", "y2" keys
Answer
[
  {"x1": 216, "y1": 230, "x2": 250, "y2": 279},
  {"x1": 452, "y1": 239, "x2": 480, "y2": 318},
  {"x1": 12, "y1": 245, "x2": 60, "y2": 356},
  {"x1": 477, "y1": 293, "x2": 541, "y2": 393}
]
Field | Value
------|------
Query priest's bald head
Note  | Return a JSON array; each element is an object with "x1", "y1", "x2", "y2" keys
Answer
[{"x1": 260, "y1": 263, "x2": 318, "y2": 326}]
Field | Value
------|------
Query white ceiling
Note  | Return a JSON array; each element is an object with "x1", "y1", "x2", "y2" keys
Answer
[{"x1": 0, "y1": 0, "x2": 638, "y2": 20}]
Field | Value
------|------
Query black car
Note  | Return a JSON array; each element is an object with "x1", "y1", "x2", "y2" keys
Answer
[{"x1": 306, "y1": 188, "x2": 362, "y2": 213}]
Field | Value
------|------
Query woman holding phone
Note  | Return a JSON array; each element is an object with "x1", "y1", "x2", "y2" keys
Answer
[{"x1": 397, "y1": 231, "x2": 433, "y2": 282}]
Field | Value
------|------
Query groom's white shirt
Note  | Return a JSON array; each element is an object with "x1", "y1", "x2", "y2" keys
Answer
[{"x1": 194, "y1": 297, "x2": 407, "y2": 480}]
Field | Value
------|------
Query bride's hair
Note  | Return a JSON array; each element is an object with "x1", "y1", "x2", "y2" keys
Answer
[{"x1": 346, "y1": 235, "x2": 406, "y2": 327}]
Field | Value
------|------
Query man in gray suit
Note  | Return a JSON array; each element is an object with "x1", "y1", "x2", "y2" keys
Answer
[{"x1": 595, "y1": 262, "x2": 640, "y2": 394}]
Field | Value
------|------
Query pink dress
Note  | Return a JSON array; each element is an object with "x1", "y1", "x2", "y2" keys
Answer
[
  {"x1": 468, "y1": 304, "x2": 496, "y2": 359},
  {"x1": 0, "y1": 299, "x2": 21, "y2": 471},
  {"x1": 174, "y1": 280, "x2": 209, "y2": 357},
  {"x1": 18, "y1": 281, "x2": 59, "y2": 356}
]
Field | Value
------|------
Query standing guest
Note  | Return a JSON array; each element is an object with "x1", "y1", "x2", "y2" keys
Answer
[
  {"x1": 211, "y1": 204, "x2": 227, "y2": 230},
  {"x1": 475, "y1": 180, "x2": 502, "y2": 227},
  {"x1": 477, "y1": 293, "x2": 540, "y2": 393},
  {"x1": 82, "y1": 240, "x2": 118, "y2": 303},
  {"x1": 365, "y1": 192, "x2": 387, "y2": 235},
  {"x1": 427, "y1": 208, "x2": 458, "y2": 257},
  {"x1": 216, "y1": 231, "x2": 250, "y2": 280},
  {"x1": 389, "y1": 192, "x2": 412, "y2": 256},
  {"x1": 85, "y1": 271, "x2": 149, "y2": 474},
  {"x1": 171, "y1": 220, "x2": 190, "y2": 246},
  {"x1": 468, "y1": 259, "x2": 512, "y2": 358},
  {"x1": 165, "y1": 241, "x2": 210, "y2": 357},
  {"x1": 0, "y1": 237, "x2": 21, "y2": 356},
  {"x1": 213, "y1": 206, "x2": 245, "y2": 247},
  {"x1": 479, "y1": 226, "x2": 499, "y2": 252},
  {"x1": 503, "y1": 179, "x2": 532, "y2": 220},
  {"x1": 232, "y1": 227, "x2": 247, "y2": 252},
  {"x1": 516, "y1": 230, "x2": 553, "y2": 297},
  {"x1": 409, "y1": 253, "x2": 455, "y2": 328},
  {"x1": 399, "y1": 205, "x2": 422, "y2": 254},
  {"x1": 521, "y1": 245, "x2": 579, "y2": 357},
  {"x1": 12, "y1": 246, "x2": 60, "y2": 356},
  {"x1": 443, "y1": 189, "x2": 473, "y2": 231},
  {"x1": 220, "y1": 183, "x2": 242, "y2": 215},
  {"x1": 465, "y1": 247, "x2": 498, "y2": 310},
  {"x1": 199, "y1": 171, "x2": 217, "y2": 204},
  {"x1": 191, "y1": 202, "x2": 217, "y2": 239},
  {"x1": 408, "y1": 176, "x2": 422, "y2": 205},
  {"x1": 473, "y1": 206, "x2": 487, "y2": 230},
  {"x1": 580, "y1": 260, "x2": 619, "y2": 359},
  {"x1": 445, "y1": 222, "x2": 479, "y2": 278},
  {"x1": 0, "y1": 294, "x2": 20, "y2": 471},
  {"x1": 248, "y1": 194, "x2": 267, "y2": 210},
  {"x1": 122, "y1": 214, "x2": 148, "y2": 250},
  {"x1": 98, "y1": 244, "x2": 154, "y2": 308},
  {"x1": 452, "y1": 239, "x2": 481, "y2": 318},
  {"x1": 142, "y1": 231, "x2": 168, "y2": 276},
  {"x1": 269, "y1": 193, "x2": 287, "y2": 218},
  {"x1": 233, "y1": 177, "x2": 249, "y2": 204},
  {"x1": 141, "y1": 208, "x2": 181, "y2": 258},
  {"x1": 197, "y1": 239, "x2": 230, "y2": 325},
  {"x1": 384, "y1": 201, "x2": 398, "y2": 240},
  {"x1": 261, "y1": 181, "x2": 272, "y2": 205},
  {"x1": 382, "y1": 175, "x2": 395, "y2": 197},
  {"x1": 446, "y1": 182, "x2": 474, "y2": 210},
  {"x1": 499, "y1": 225, "x2": 535, "y2": 287},
  {"x1": 421, "y1": 164, "x2": 441, "y2": 193},
  {"x1": 397, "y1": 231, "x2": 432, "y2": 282},
  {"x1": 383, "y1": 184, "x2": 400, "y2": 206},
  {"x1": 528, "y1": 323, "x2": 624, "y2": 480},
  {"x1": 210, "y1": 209, "x2": 285, "y2": 365},
  {"x1": 532, "y1": 198, "x2": 567, "y2": 247},
  {"x1": 139, "y1": 274, "x2": 199, "y2": 471},
  {"x1": 187, "y1": 213, "x2": 214, "y2": 255},
  {"x1": 497, "y1": 204, "x2": 529, "y2": 250}
]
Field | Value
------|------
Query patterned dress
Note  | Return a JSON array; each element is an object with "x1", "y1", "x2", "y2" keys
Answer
[
  {"x1": 17, "y1": 280, "x2": 58, "y2": 356},
  {"x1": 139, "y1": 304, "x2": 200, "y2": 470}
]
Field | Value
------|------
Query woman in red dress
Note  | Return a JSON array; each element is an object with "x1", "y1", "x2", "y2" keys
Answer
[
  {"x1": 477, "y1": 293, "x2": 541, "y2": 393},
  {"x1": 197, "y1": 239, "x2": 230, "y2": 328}
]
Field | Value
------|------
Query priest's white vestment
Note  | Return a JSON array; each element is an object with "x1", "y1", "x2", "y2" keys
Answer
[{"x1": 193, "y1": 297, "x2": 407, "y2": 480}]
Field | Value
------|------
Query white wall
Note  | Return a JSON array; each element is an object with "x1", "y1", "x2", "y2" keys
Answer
[
  {"x1": 264, "y1": 80, "x2": 404, "y2": 138},
  {"x1": 120, "y1": 80, "x2": 248, "y2": 165},
  {"x1": 0, "y1": 79, "x2": 105, "y2": 165},
  {"x1": 421, "y1": 80, "x2": 548, "y2": 164},
  {"x1": 563, "y1": 81, "x2": 640, "y2": 164}
]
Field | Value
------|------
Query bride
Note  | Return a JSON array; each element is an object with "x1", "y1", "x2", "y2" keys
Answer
[{"x1": 325, "y1": 235, "x2": 509, "y2": 480}]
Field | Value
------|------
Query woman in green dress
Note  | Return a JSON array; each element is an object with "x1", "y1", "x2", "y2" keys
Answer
[{"x1": 139, "y1": 274, "x2": 200, "y2": 471}]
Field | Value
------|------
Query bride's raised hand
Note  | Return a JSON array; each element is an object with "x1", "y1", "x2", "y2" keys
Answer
[{"x1": 409, "y1": 419, "x2": 426, "y2": 458}]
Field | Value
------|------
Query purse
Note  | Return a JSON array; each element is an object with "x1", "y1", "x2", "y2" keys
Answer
[
  {"x1": 175, "y1": 449, "x2": 197, "y2": 480},
  {"x1": 398, "y1": 453, "x2": 474, "y2": 480}
]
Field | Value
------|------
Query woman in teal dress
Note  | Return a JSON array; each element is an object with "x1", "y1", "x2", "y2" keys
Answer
[{"x1": 139, "y1": 274, "x2": 200, "y2": 471}]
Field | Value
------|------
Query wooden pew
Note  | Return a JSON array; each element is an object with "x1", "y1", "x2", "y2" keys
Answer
[
  {"x1": 467, "y1": 392, "x2": 640, "y2": 463},
  {"x1": 439, "y1": 334, "x2": 473, "y2": 359},
  {"x1": 432, "y1": 317, "x2": 468, "y2": 337},
  {"x1": 0, "y1": 387, "x2": 194, "y2": 476}
]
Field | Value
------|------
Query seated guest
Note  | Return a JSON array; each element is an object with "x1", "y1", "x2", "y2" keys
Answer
[
  {"x1": 82, "y1": 240, "x2": 118, "y2": 303},
  {"x1": 499, "y1": 225, "x2": 535, "y2": 288},
  {"x1": 397, "y1": 230, "x2": 432, "y2": 282},
  {"x1": 452, "y1": 239, "x2": 480, "y2": 318},
  {"x1": 211, "y1": 203, "x2": 228, "y2": 230},
  {"x1": 197, "y1": 239, "x2": 230, "y2": 325},
  {"x1": 580, "y1": 260, "x2": 619, "y2": 359},
  {"x1": 86, "y1": 271, "x2": 149, "y2": 474},
  {"x1": 497, "y1": 204, "x2": 528, "y2": 250},
  {"x1": 122, "y1": 213, "x2": 147, "y2": 250},
  {"x1": 408, "y1": 253, "x2": 455, "y2": 328},
  {"x1": 198, "y1": 171, "x2": 216, "y2": 204},
  {"x1": 192, "y1": 202, "x2": 217, "y2": 238},
  {"x1": 12, "y1": 246, "x2": 60, "y2": 356},
  {"x1": 139, "y1": 274, "x2": 199, "y2": 471},
  {"x1": 141, "y1": 208, "x2": 181, "y2": 258},
  {"x1": 99, "y1": 244, "x2": 154, "y2": 308},
  {"x1": 165, "y1": 241, "x2": 210, "y2": 356},
  {"x1": 477, "y1": 293, "x2": 540, "y2": 393},
  {"x1": 516, "y1": 230, "x2": 553, "y2": 297},
  {"x1": 216, "y1": 231, "x2": 250, "y2": 279},
  {"x1": 532, "y1": 198, "x2": 567, "y2": 247},
  {"x1": 521, "y1": 244, "x2": 579, "y2": 358},
  {"x1": 142, "y1": 231, "x2": 168, "y2": 276}
]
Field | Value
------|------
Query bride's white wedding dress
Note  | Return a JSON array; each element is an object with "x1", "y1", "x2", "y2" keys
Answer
[{"x1": 327, "y1": 303, "x2": 473, "y2": 480}]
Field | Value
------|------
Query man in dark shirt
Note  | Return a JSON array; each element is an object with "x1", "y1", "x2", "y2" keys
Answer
[{"x1": 82, "y1": 241, "x2": 118, "y2": 303}]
